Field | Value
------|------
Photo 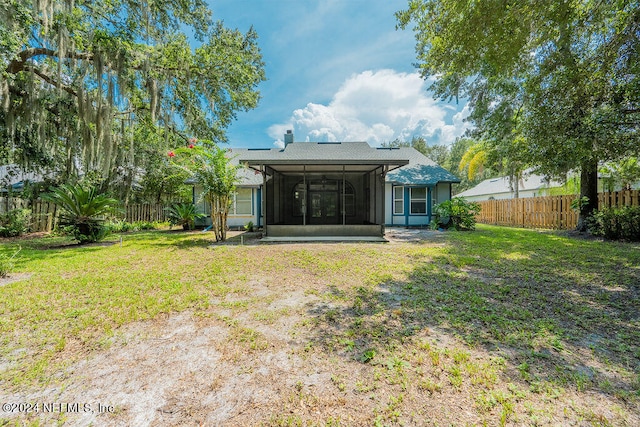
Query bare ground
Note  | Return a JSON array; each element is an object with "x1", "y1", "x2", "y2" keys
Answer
[{"x1": 0, "y1": 229, "x2": 638, "y2": 426}]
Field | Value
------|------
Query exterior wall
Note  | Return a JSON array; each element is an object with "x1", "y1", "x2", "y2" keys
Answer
[
  {"x1": 192, "y1": 184, "x2": 260, "y2": 229},
  {"x1": 267, "y1": 224, "x2": 382, "y2": 237},
  {"x1": 384, "y1": 183, "x2": 456, "y2": 227},
  {"x1": 385, "y1": 184, "x2": 438, "y2": 227},
  {"x1": 435, "y1": 183, "x2": 451, "y2": 204},
  {"x1": 459, "y1": 189, "x2": 542, "y2": 202}
]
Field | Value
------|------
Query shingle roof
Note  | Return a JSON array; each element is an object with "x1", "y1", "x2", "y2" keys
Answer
[
  {"x1": 230, "y1": 149, "x2": 266, "y2": 186},
  {"x1": 385, "y1": 147, "x2": 461, "y2": 185},
  {"x1": 238, "y1": 142, "x2": 409, "y2": 165},
  {"x1": 456, "y1": 173, "x2": 555, "y2": 198},
  {"x1": 188, "y1": 143, "x2": 460, "y2": 187},
  {"x1": 184, "y1": 148, "x2": 264, "y2": 186},
  {"x1": 0, "y1": 164, "x2": 50, "y2": 191}
]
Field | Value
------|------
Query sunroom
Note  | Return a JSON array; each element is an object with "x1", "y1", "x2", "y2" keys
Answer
[{"x1": 238, "y1": 140, "x2": 409, "y2": 238}]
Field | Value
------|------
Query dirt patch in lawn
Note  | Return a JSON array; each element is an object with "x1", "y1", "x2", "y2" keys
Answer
[{"x1": 0, "y1": 272, "x2": 32, "y2": 287}]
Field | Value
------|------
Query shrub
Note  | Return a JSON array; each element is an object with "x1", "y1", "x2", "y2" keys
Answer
[
  {"x1": 106, "y1": 220, "x2": 161, "y2": 233},
  {"x1": 0, "y1": 209, "x2": 31, "y2": 237},
  {"x1": 42, "y1": 184, "x2": 121, "y2": 243},
  {"x1": 135, "y1": 221, "x2": 160, "y2": 230},
  {"x1": 105, "y1": 220, "x2": 134, "y2": 233},
  {"x1": 587, "y1": 206, "x2": 640, "y2": 241},
  {"x1": 431, "y1": 197, "x2": 481, "y2": 231},
  {"x1": 244, "y1": 221, "x2": 254, "y2": 232},
  {"x1": 166, "y1": 203, "x2": 204, "y2": 230}
]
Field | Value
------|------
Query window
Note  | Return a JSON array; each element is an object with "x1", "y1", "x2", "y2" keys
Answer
[
  {"x1": 230, "y1": 188, "x2": 252, "y2": 215},
  {"x1": 410, "y1": 187, "x2": 427, "y2": 214},
  {"x1": 393, "y1": 186, "x2": 404, "y2": 214}
]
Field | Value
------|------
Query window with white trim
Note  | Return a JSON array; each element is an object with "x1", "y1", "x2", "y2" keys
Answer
[
  {"x1": 410, "y1": 187, "x2": 427, "y2": 214},
  {"x1": 393, "y1": 186, "x2": 404, "y2": 214},
  {"x1": 230, "y1": 188, "x2": 252, "y2": 215}
]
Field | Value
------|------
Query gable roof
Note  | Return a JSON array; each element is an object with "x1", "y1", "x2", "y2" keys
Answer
[
  {"x1": 0, "y1": 164, "x2": 50, "y2": 191},
  {"x1": 385, "y1": 147, "x2": 461, "y2": 186},
  {"x1": 456, "y1": 173, "x2": 555, "y2": 198}
]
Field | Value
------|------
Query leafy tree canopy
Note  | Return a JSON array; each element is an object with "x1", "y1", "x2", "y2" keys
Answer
[
  {"x1": 398, "y1": 0, "x2": 640, "y2": 229},
  {"x1": 1, "y1": 0, "x2": 265, "y2": 196}
]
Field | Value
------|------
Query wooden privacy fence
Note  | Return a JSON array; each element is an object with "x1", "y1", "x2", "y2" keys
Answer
[
  {"x1": 0, "y1": 197, "x2": 170, "y2": 233},
  {"x1": 476, "y1": 190, "x2": 640, "y2": 230},
  {"x1": 124, "y1": 203, "x2": 168, "y2": 223},
  {"x1": 0, "y1": 198, "x2": 58, "y2": 233}
]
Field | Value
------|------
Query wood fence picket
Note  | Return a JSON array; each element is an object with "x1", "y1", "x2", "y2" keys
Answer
[
  {"x1": 0, "y1": 197, "x2": 169, "y2": 233},
  {"x1": 475, "y1": 190, "x2": 638, "y2": 230}
]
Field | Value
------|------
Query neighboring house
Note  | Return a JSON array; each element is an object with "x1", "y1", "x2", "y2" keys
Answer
[
  {"x1": 193, "y1": 131, "x2": 460, "y2": 237},
  {"x1": 455, "y1": 173, "x2": 561, "y2": 202},
  {"x1": 0, "y1": 164, "x2": 49, "y2": 193}
]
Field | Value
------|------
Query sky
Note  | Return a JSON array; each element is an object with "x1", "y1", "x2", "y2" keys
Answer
[{"x1": 208, "y1": 0, "x2": 471, "y2": 149}]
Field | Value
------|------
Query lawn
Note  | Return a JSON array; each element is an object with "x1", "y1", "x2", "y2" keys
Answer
[{"x1": 0, "y1": 225, "x2": 638, "y2": 426}]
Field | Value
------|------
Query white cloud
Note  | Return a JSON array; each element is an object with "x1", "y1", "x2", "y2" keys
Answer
[{"x1": 268, "y1": 69, "x2": 471, "y2": 147}]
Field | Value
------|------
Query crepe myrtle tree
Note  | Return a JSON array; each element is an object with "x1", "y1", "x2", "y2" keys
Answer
[{"x1": 168, "y1": 140, "x2": 240, "y2": 242}]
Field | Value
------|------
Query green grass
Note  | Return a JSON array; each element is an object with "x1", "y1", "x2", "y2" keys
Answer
[{"x1": 1, "y1": 225, "x2": 639, "y2": 425}]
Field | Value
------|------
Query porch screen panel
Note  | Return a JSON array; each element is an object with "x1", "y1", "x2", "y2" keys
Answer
[
  {"x1": 293, "y1": 182, "x2": 306, "y2": 216},
  {"x1": 343, "y1": 182, "x2": 355, "y2": 216}
]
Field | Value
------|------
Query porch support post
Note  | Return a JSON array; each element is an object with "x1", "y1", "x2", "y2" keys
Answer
[
  {"x1": 303, "y1": 164, "x2": 307, "y2": 226},
  {"x1": 342, "y1": 165, "x2": 346, "y2": 226},
  {"x1": 380, "y1": 165, "x2": 389, "y2": 236},
  {"x1": 261, "y1": 164, "x2": 267, "y2": 236}
]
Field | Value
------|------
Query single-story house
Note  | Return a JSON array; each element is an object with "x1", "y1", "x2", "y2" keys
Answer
[
  {"x1": 455, "y1": 173, "x2": 562, "y2": 202},
  {"x1": 193, "y1": 131, "x2": 460, "y2": 238},
  {"x1": 0, "y1": 164, "x2": 50, "y2": 193}
]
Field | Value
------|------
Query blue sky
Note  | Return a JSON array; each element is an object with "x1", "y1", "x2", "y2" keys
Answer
[{"x1": 209, "y1": 0, "x2": 470, "y2": 149}]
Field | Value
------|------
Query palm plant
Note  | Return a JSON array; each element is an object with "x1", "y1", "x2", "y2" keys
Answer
[
  {"x1": 166, "y1": 203, "x2": 205, "y2": 230},
  {"x1": 42, "y1": 184, "x2": 121, "y2": 243}
]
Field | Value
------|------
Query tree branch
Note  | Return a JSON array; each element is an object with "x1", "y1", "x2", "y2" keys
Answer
[
  {"x1": 6, "y1": 48, "x2": 94, "y2": 74},
  {"x1": 24, "y1": 65, "x2": 78, "y2": 98}
]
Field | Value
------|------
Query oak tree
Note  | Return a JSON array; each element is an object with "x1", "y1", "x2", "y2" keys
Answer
[
  {"x1": 1, "y1": 0, "x2": 265, "y2": 197},
  {"x1": 398, "y1": 0, "x2": 640, "y2": 229}
]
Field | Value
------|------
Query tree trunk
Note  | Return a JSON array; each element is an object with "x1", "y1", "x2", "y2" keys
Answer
[{"x1": 576, "y1": 158, "x2": 599, "y2": 232}]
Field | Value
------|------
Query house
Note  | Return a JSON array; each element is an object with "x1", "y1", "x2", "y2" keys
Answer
[
  {"x1": 455, "y1": 173, "x2": 561, "y2": 202},
  {"x1": 0, "y1": 164, "x2": 50, "y2": 193},
  {"x1": 193, "y1": 131, "x2": 460, "y2": 238}
]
